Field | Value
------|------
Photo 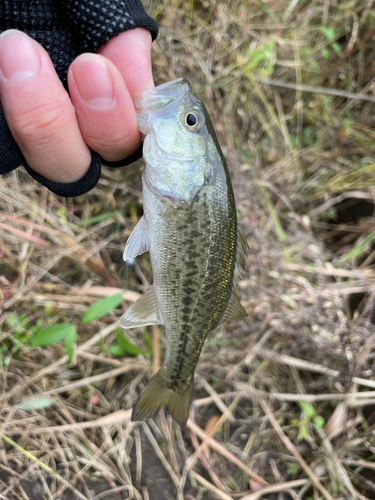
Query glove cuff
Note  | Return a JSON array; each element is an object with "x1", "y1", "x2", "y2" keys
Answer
[
  {"x1": 101, "y1": 143, "x2": 143, "y2": 168},
  {"x1": 0, "y1": 105, "x2": 25, "y2": 174},
  {"x1": 24, "y1": 149, "x2": 102, "y2": 198}
]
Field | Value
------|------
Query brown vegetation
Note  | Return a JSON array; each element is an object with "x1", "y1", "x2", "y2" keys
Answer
[{"x1": 2, "y1": 0, "x2": 375, "y2": 498}]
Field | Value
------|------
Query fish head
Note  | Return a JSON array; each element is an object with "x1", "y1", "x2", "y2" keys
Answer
[{"x1": 135, "y1": 79, "x2": 219, "y2": 205}]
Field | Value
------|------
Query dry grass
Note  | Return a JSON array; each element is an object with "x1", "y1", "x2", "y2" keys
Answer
[{"x1": 2, "y1": 0, "x2": 375, "y2": 498}]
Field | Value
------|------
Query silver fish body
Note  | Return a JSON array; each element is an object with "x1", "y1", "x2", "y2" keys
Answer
[{"x1": 120, "y1": 79, "x2": 248, "y2": 426}]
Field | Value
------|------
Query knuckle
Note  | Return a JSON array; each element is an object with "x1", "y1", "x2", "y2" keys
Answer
[{"x1": 13, "y1": 99, "x2": 75, "y2": 146}]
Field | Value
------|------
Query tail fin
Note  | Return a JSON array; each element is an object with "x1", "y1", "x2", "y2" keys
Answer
[{"x1": 132, "y1": 370, "x2": 193, "y2": 427}]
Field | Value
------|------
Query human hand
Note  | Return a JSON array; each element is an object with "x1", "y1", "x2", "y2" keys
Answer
[{"x1": 0, "y1": 27, "x2": 154, "y2": 185}]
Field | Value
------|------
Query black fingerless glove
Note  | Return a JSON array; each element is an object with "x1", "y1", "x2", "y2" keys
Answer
[{"x1": 0, "y1": 0, "x2": 158, "y2": 197}]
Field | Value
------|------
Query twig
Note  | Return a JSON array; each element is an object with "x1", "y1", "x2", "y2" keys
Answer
[
  {"x1": 141, "y1": 423, "x2": 184, "y2": 500},
  {"x1": 189, "y1": 416, "x2": 228, "y2": 493},
  {"x1": 23, "y1": 363, "x2": 146, "y2": 399},
  {"x1": 78, "y1": 286, "x2": 140, "y2": 302},
  {"x1": 240, "y1": 479, "x2": 309, "y2": 500},
  {"x1": 0, "y1": 434, "x2": 87, "y2": 500},
  {"x1": 258, "y1": 398, "x2": 334, "y2": 500},
  {"x1": 190, "y1": 470, "x2": 234, "y2": 500},
  {"x1": 186, "y1": 419, "x2": 268, "y2": 486},
  {"x1": 151, "y1": 325, "x2": 160, "y2": 374},
  {"x1": 255, "y1": 349, "x2": 340, "y2": 377},
  {"x1": 77, "y1": 350, "x2": 134, "y2": 367},
  {"x1": 197, "y1": 376, "x2": 236, "y2": 422},
  {"x1": 93, "y1": 486, "x2": 136, "y2": 500},
  {"x1": 283, "y1": 263, "x2": 369, "y2": 279},
  {"x1": 142, "y1": 487, "x2": 150, "y2": 500},
  {"x1": 7, "y1": 410, "x2": 132, "y2": 434},
  {"x1": 134, "y1": 428, "x2": 142, "y2": 491},
  {"x1": 226, "y1": 328, "x2": 275, "y2": 378},
  {"x1": 184, "y1": 393, "x2": 247, "y2": 485},
  {"x1": 343, "y1": 459, "x2": 375, "y2": 471},
  {"x1": 255, "y1": 76, "x2": 375, "y2": 104},
  {"x1": 193, "y1": 392, "x2": 239, "y2": 406},
  {"x1": 0, "y1": 321, "x2": 119, "y2": 404},
  {"x1": 235, "y1": 384, "x2": 375, "y2": 404}
]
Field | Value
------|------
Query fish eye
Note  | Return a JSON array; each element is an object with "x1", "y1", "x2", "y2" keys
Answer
[
  {"x1": 186, "y1": 113, "x2": 197, "y2": 126},
  {"x1": 182, "y1": 110, "x2": 204, "y2": 131}
]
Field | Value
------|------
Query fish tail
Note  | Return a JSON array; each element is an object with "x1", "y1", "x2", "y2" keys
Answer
[{"x1": 131, "y1": 369, "x2": 193, "y2": 427}]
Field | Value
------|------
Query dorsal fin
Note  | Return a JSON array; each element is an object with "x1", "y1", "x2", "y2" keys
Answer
[
  {"x1": 234, "y1": 222, "x2": 249, "y2": 281},
  {"x1": 219, "y1": 287, "x2": 247, "y2": 324}
]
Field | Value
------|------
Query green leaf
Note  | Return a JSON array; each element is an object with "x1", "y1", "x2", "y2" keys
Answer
[
  {"x1": 44, "y1": 304, "x2": 54, "y2": 316},
  {"x1": 13, "y1": 333, "x2": 29, "y2": 344},
  {"x1": 337, "y1": 230, "x2": 375, "y2": 265},
  {"x1": 298, "y1": 401, "x2": 315, "y2": 418},
  {"x1": 116, "y1": 328, "x2": 145, "y2": 356},
  {"x1": 81, "y1": 293, "x2": 124, "y2": 324},
  {"x1": 321, "y1": 47, "x2": 330, "y2": 59},
  {"x1": 332, "y1": 42, "x2": 342, "y2": 56},
  {"x1": 245, "y1": 41, "x2": 276, "y2": 75},
  {"x1": 5, "y1": 313, "x2": 24, "y2": 328},
  {"x1": 319, "y1": 26, "x2": 335, "y2": 43},
  {"x1": 31, "y1": 323, "x2": 76, "y2": 347},
  {"x1": 65, "y1": 329, "x2": 76, "y2": 361},
  {"x1": 313, "y1": 416, "x2": 325, "y2": 430},
  {"x1": 109, "y1": 344, "x2": 125, "y2": 357},
  {"x1": 74, "y1": 211, "x2": 120, "y2": 227},
  {"x1": 297, "y1": 421, "x2": 310, "y2": 441},
  {"x1": 287, "y1": 463, "x2": 299, "y2": 476},
  {"x1": 144, "y1": 331, "x2": 153, "y2": 354},
  {"x1": 17, "y1": 396, "x2": 56, "y2": 411}
]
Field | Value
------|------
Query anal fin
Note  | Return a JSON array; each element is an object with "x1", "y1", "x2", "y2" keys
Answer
[{"x1": 120, "y1": 285, "x2": 163, "y2": 329}]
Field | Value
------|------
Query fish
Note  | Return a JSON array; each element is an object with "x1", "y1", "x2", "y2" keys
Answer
[{"x1": 120, "y1": 78, "x2": 248, "y2": 426}]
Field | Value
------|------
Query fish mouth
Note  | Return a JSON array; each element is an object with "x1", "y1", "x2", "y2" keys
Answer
[{"x1": 135, "y1": 78, "x2": 191, "y2": 132}]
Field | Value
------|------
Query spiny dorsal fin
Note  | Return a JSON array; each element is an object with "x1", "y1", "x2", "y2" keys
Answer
[
  {"x1": 120, "y1": 285, "x2": 163, "y2": 329},
  {"x1": 219, "y1": 287, "x2": 247, "y2": 324},
  {"x1": 234, "y1": 222, "x2": 249, "y2": 281},
  {"x1": 123, "y1": 216, "x2": 149, "y2": 261}
]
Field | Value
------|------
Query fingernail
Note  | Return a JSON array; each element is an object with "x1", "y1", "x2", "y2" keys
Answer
[
  {"x1": 73, "y1": 55, "x2": 114, "y2": 108},
  {"x1": 0, "y1": 30, "x2": 40, "y2": 82}
]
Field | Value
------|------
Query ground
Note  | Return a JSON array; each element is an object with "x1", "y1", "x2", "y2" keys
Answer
[{"x1": 2, "y1": 1, "x2": 375, "y2": 499}]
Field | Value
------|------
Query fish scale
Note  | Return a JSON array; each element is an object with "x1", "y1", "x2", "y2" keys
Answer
[
  {"x1": 120, "y1": 78, "x2": 248, "y2": 426},
  {"x1": 146, "y1": 187, "x2": 235, "y2": 389}
]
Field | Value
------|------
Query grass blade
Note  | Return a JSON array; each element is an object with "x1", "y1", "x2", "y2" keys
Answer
[
  {"x1": 81, "y1": 292, "x2": 124, "y2": 324},
  {"x1": 30, "y1": 324, "x2": 76, "y2": 347}
]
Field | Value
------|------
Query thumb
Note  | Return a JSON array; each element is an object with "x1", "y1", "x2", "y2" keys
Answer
[{"x1": 97, "y1": 28, "x2": 154, "y2": 101}]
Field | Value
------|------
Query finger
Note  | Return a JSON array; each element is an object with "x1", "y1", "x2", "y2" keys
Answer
[
  {"x1": 68, "y1": 53, "x2": 140, "y2": 162},
  {"x1": 98, "y1": 28, "x2": 154, "y2": 100},
  {"x1": 0, "y1": 30, "x2": 91, "y2": 183}
]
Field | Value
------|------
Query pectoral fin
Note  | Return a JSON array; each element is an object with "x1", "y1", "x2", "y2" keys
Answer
[
  {"x1": 120, "y1": 285, "x2": 163, "y2": 329},
  {"x1": 220, "y1": 287, "x2": 247, "y2": 324},
  {"x1": 123, "y1": 216, "x2": 149, "y2": 261}
]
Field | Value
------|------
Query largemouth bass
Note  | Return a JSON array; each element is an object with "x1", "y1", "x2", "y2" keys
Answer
[{"x1": 120, "y1": 78, "x2": 248, "y2": 426}]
